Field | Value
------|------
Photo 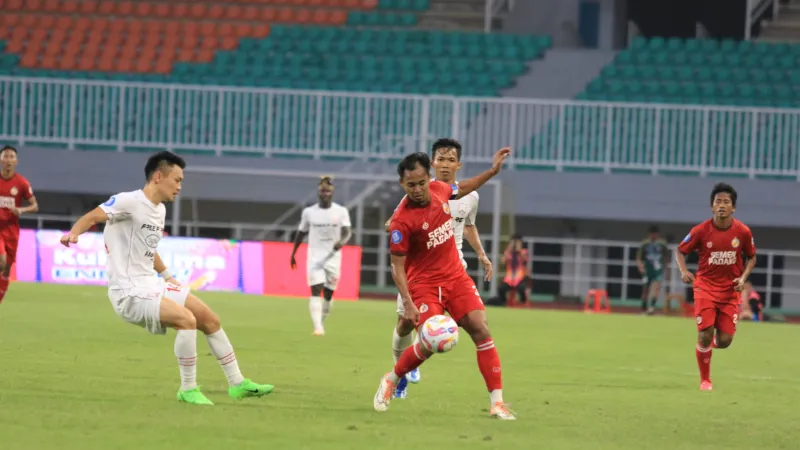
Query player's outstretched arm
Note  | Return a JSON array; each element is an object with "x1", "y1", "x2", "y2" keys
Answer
[
  {"x1": 453, "y1": 147, "x2": 510, "y2": 199},
  {"x1": 465, "y1": 225, "x2": 492, "y2": 281},
  {"x1": 60, "y1": 207, "x2": 109, "y2": 247}
]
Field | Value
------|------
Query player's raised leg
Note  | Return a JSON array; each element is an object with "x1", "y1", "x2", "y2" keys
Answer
[
  {"x1": 309, "y1": 283, "x2": 325, "y2": 335},
  {"x1": 452, "y1": 279, "x2": 515, "y2": 420},
  {"x1": 158, "y1": 295, "x2": 213, "y2": 406},
  {"x1": 182, "y1": 291, "x2": 274, "y2": 399},
  {"x1": 374, "y1": 296, "x2": 440, "y2": 412}
]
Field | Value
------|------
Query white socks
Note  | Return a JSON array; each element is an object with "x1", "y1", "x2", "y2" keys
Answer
[
  {"x1": 490, "y1": 389, "x2": 504, "y2": 404},
  {"x1": 392, "y1": 327, "x2": 414, "y2": 363},
  {"x1": 174, "y1": 329, "x2": 198, "y2": 391},
  {"x1": 205, "y1": 329, "x2": 245, "y2": 386},
  {"x1": 309, "y1": 297, "x2": 323, "y2": 331}
]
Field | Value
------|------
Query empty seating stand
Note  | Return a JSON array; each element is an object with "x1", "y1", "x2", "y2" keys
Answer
[
  {"x1": 579, "y1": 36, "x2": 800, "y2": 108},
  {"x1": 0, "y1": 0, "x2": 550, "y2": 97}
]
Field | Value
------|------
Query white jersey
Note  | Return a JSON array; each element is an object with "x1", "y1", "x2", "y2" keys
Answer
[
  {"x1": 448, "y1": 190, "x2": 479, "y2": 262},
  {"x1": 99, "y1": 190, "x2": 166, "y2": 291},
  {"x1": 299, "y1": 202, "x2": 352, "y2": 260}
]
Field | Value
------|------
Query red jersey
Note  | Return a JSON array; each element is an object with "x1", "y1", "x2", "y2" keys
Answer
[
  {"x1": 0, "y1": 173, "x2": 33, "y2": 231},
  {"x1": 389, "y1": 180, "x2": 463, "y2": 288},
  {"x1": 678, "y1": 218, "x2": 756, "y2": 298}
]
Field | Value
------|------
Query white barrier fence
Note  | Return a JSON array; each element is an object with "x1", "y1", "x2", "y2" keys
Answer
[{"x1": 1, "y1": 76, "x2": 800, "y2": 178}]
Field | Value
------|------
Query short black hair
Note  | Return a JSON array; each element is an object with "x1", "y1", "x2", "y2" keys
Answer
[
  {"x1": 710, "y1": 182, "x2": 737, "y2": 207},
  {"x1": 512, "y1": 233, "x2": 522, "y2": 240},
  {"x1": 1, "y1": 145, "x2": 17, "y2": 154},
  {"x1": 145, "y1": 151, "x2": 186, "y2": 181},
  {"x1": 397, "y1": 152, "x2": 431, "y2": 179},
  {"x1": 431, "y1": 138, "x2": 462, "y2": 161},
  {"x1": 648, "y1": 225, "x2": 659, "y2": 234}
]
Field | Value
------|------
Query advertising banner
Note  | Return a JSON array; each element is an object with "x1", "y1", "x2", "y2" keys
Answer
[
  {"x1": 10, "y1": 230, "x2": 362, "y2": 300},
  {"x1": 261, "y1": 242, "x2": 362, "y2": 301}
]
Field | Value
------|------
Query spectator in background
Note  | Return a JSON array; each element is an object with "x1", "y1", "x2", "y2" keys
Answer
[
  {"x1": 740, "y1": 281, "x2": 763, "y2": 322},
  {"x1": 636, "y1": 225, "x2": 669, "y2": 315},
  {"x1": 497, "y1": 234, "x2": 530, "y2": 305}
]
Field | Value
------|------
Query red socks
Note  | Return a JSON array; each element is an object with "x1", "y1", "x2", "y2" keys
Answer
[
  {"x1": 392, "y1": 343, "x2": 427, "y2": 379},
  {"x1": 476, "y1": 338, "x2": 503, "y2": 392},
  {"x1": 696, "y1": 344, "x2": 712, "y2": 382},
  {"x1": 0, "y1": 276, "x2": 9, "y2": 305}
]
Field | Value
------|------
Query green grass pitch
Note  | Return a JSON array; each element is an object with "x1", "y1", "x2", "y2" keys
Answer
[{"x1": 0, "y1": 282, "x2": 798, "y2": 450}]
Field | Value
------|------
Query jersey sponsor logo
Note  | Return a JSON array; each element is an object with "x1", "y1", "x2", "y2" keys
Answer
[
  {"x1": 682, "y1": 233, "x2": 691, "y2": 243},
  {"x1": 731, "y1": 237, "x2": 740, "y2": 248},
  {"x1": 454, "y1": 217, "x2": 465, "y2": 223},
  {"x1": 442, "y1": 202, "x2": 450, "y2": 215},
  {"x1": 145, "y1": 234, "x2": 161, "y2": 248},
  {"x1": 0, "y1": 196, "x2": 14, "y2": 208},
  {"x1": 708, "y1": 251, "x2": 736, "y2": 266},
  {"x1": 9, "y1": 186, "x2": 17, "y2": 196},
  {"x1": 391, "y1": 230, "x2": 403, "y2": 244},
  {"x1": 103, "y1": 196, "x2": 116, "y2": 207},
  {"x1": 427, "y1": 219, "x2": 454, "y2": 249}
]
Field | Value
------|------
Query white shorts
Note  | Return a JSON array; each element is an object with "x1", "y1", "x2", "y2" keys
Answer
[
  {"x1": 307, "y1": 254, "x2": 342, "y2": 291},
  {"x1": 397, "y1": 259, "x2": 467, "y2": 315},
  {"x1": 108, "y1": 280, "x2": 191, "y2": 335}
]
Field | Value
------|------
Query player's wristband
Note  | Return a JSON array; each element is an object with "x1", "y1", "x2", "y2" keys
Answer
[{"x1": 159, "y1": 270, "x2": 172, "y2": 280}]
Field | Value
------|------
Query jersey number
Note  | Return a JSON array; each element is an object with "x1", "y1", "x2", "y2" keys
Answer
[{"x1": 166, "y1": 284, "x2": 181, "y2": 293}]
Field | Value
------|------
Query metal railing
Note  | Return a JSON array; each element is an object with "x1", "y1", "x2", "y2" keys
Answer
[
  {"x1": 2, "y1": 77, "x2": 800, "y2": 178},
  {"x1": 22, "y1": 213, "x2": 800, "y2": 311}
]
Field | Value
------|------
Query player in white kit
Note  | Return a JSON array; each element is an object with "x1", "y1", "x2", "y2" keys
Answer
[
  {"x1": 385, "y1": 139, "x2": 494, "y2": 398},
  {"x1": 290, "y1": 176, "x2": 352, "y2": 335},
  {"x1": 60, "y1": 151, "x2": 274, "y2": 406}
]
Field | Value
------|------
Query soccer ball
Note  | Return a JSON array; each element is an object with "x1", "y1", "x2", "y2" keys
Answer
[{"x1": 419, "y1": 315, "x2": 459, "y2": 353}]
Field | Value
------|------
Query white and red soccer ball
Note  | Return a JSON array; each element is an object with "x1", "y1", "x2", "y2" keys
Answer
[{"x1": 419, "y1": 315, "x2": 459, "y2": 353}]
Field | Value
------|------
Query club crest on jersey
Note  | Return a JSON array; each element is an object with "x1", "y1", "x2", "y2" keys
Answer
[
  {"x1": 391, "y1": 230, "x2": 403, "y2": 244},
  {"x1": 419, "y1": 304, "x2": 429, "y2": 313},
  {"x1": 458, "y1": 203, "x2": 467, "y2": 215},
  {"x1": 442, "y1": 203, "x2": 450, "y2": 214},
  {"x1": 9, "y1": 186, "x2": 17, "y2": 196},
  {"x1": 706, "y1": 242, "x2": 713, "y2": 248},
  {"x1": 422, "y1": 222, "x2": 429, "y2": 230},
  {"x1": 731, "y1": 237, "x2": 740, "y2": 248}
]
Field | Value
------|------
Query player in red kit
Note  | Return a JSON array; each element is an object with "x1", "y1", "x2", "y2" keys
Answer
[
  {"x1": 0, "y1": 145, "x2": 39, "y2": 304},
  {"x1": 675, "y1": 182, "x2": 756, "y2": 391},
  {"x1": 372, "y1": 148, "x2": 516, "y2": 420}
]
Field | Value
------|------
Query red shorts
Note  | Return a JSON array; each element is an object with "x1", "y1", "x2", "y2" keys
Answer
[
  {"x1": 409, "y1": 274, "x2": 485, "y2": 326},
  {"x1": 0, "y1": 229, "x2": 19, "y2": 268},
  {"x1": 694, "y1": 290, "x2": 739, "y2": 335}
]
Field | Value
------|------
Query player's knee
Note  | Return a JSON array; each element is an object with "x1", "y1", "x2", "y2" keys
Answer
[
  {"x1": 717, "y1": 335, "x2": 733, "y2": 349},
  {"x1": 200, "y1": 310, "x2": 221, "y2": 333},
  {"x1": 697, "y1": 329, "x2": 714, "y2": 347},
  {"x1": 461, "y1": 315, "x2": 491, "y2": 343},
  {"x1": 323, "y1": 288, "x2": 334, "y2": 301},
  {"x1": 396, "y1": 317, "x2": 415, "y2": 336},
  {"x1": 311, "y1": 284, "x2": 323, "y2": 297},
  {"x1": 174, "y1": 309, "x2": 197, "y2": 330}
]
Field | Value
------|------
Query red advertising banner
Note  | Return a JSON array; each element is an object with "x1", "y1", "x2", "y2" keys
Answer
[{"x1": 262, "y1": 242, "x2": 362, "y2": 301}]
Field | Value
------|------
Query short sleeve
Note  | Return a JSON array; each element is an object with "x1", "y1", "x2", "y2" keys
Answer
[
  {"x1": 21, "y1": 178, "x2": 33, "y2": 200},
  {"x1": 465, "y1": 193, "x2": 478, "y2": 226},
  {"x1": 389, "y1": 219, "x2": 410, "y2": 256},
  {"x1": 677, "y1": 226, "x2": 703, "y2": 255},
  {"x1": 99, "y1": 192, "x2": 138, "y2": 221},
  {"x1": 741, "y1": 227, "x2": 756, "y2": 258},
  {"x1": 341, "y1": 206, "x2": 352, "y2": 227},
  {"x1": 298, "y1": 208, "x2": 310, "y2": 232},
  {"x1": 430, "y1": 180, "x2": 458, "y2": 200}
]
